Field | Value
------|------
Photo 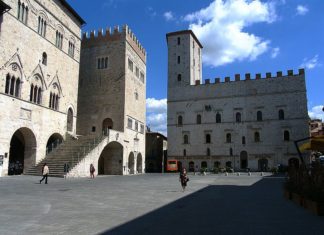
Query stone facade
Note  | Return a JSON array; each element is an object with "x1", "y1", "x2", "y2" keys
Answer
[
  {"x1": 167, "y1": 30, "x2": 309, "y2": 172},
  {"x1": 77, "y1": 25, "x2": 146, "y2": 175},
  {"x1": 0, "y1": 0, "x2": 84, "y2": 176}
]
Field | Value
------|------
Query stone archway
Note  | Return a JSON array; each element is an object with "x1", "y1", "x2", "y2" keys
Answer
[
  {"x1": 8, "y1": 128, "x2": 37, "y2": 175},
  {"x1": 240, "y1": 151, "x2": 248, "y2": 169},
  {"x1": 98, "y1": 141, "x2": 123, "y2": 175},
  {"x1": 128, "y1": 152, "x2": 135, "y2": 174},
  {"x1": 136, "y1": 153, "x2": 143, "y2": 173},
  {"x1": 67, "y1": 108, "x2": 73, "y2": 132},
  {"x1": 46, "y1": 133, "x2": 63, "y2": 154}
]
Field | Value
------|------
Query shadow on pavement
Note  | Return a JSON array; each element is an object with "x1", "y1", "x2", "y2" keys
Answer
[{"x1": 101, "y1": 177, "x2": 324, "y2": 235}]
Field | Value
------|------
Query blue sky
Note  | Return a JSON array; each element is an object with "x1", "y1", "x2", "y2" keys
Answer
[{"x1": 68, "y1": 0, "x2": 324, "y2": 135}]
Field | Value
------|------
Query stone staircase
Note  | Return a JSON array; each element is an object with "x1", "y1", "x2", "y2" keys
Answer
[{"x1": 25, "y1": 134, "x2": 105, "y2": 177}]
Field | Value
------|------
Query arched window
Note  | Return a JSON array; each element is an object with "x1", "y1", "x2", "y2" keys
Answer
[
  {"x1": 183, "y1": 135, "x2": 188, "y2": 144},
  {"x1": 206, "y1": 134, "x2": 211, "y2": 143},
  {"x1": 42, "y1": 52, "x2": 47, "y2": 65},
  {"x1": 177, "y1": 74, "x2": 181, "y2": 81},
  {"x1": 207, "y1": 148, "x2": 210, "y2": 156},
  {"x1": 67, "y1": 108, "x2": 73, "y2": 132},
  {"x1": 242, "y1": 136, "x2": 246, "y2": 145},
  {"x1": 236, "y1": 112, "x2": 241, "y2": 123},
  {"x1": 5, "y1": 74, "x2": 10, "y2": 94},
  {"x1": 197, "y1": 114, "x2": 201, "y2": 124},
  {"x1": 37, "y1": 87, "x2": 42, "y2": 104},
  {"x1": 178, "y1": 115, "x2": 183, "y2": 126},
  {"x1": 257, "y1": 111, "x2": 262, "y2": 121},
  {"x1": 216, "y1": 113, "x2": 221, "y2": 123},
  {"x1": 279, "y1": 109, "x2": 285, "y2": 120},
  {"x1": 226, "y1": 133, "x2": 231, "y2": 143},
  {"x1": 254, "y1": 132, "x2": 260, "y2": 142},
  {"x1": 284, "y1": 130, "x2": 290, "y2": 141},
  {"x1": 33, "y1": 85, "x2": 38, "y2": 103},
  {"x1": 30, "y1": 84, "x2": 34, "y2": 101},
  {"x1": 183, "y1": 149, "x2": 186, "y2": 156},
  {"x1": 10, "y1": 76, "x2": 15, "y2": 95}
]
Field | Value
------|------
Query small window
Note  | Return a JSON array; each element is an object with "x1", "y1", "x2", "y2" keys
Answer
[
  {"x1": 178, "y1": 115, "x2": 183, "y2": 126},
  {"x1": 140, "y1": 124, "x2": 144, "y2": 134},
  {"x1": 177, "y1": 74, "x2": 181, "y2": 82},
  {"x1": 207, "y1": 148, "x2": 210, "y2": 156},
  {"x1": 105, "y1": 57, "x2": 108, "y2": 68},
  {"x1": 98, "y1": 58, "x2": 101, "y2": 69},
  {"x1": 216, "y1": 113, "x2": 221, "y2": 123},
  {"x1": 226, "y1": 133, "x2": 231, "y2": 143},
  {"x1": 177, "y1": 37, "x2": 180, "y2": 45},
  {"x1": 136, "y1": 67, "x2": 139, "y2": 78},
  {"x1": 42, "y1": 52, "x2": 47, "y2": 65},
  {"x1": 206, "y1": 134, "x2": 211, "y2": 143},
  {"x1": 183, "y1": 135, "x2": 188, "y2": 144},
  {"x1": 229, "y1": 148, "x2": 233, "y2": 156},
  {"x1": 92, "y1": 126, "x2": 96, "y2": 132},
  {"x1": 127, "y1": 118, "x2": 133, "y2": 129},
  {"x1": 284, "y1": 130, "x2": 290, "y2": 141},
  {"x1": 254, "y1": 132, "x2": 260, "y2": 142},
  {"x1": 257, "y1": 111, "x2": 262, "y2": 121},
  {"x1": 128, "y1": 59, "x2": 133, "y2": 72},
  {"x1": 140, "y1": 72, "x2": 145, "y2": 83},
  {"x1": 236, "y1": 112, "x2": 241, "y2": 123},
  {"x1": 197, "y1": 114, "x2": 201, "y2": 124},
  {"x1": 177, "y1": 56, "x2": 180, "y2": 64},
  {"x1": 183, "y1": 149, "x2": 186, "y2": 156},
  {"x1": 279, "y1": 109, "x2": 285, "y2": 120},
  {"x1": 242, "y1": 136, "x2": 246, "y2": 145}
]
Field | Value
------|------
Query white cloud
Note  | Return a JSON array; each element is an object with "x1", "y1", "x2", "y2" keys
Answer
[
  {"x1": 184, "y1": 0, "x2": 277, "y2": 67},
  {"x1": 309, "y1": 105, "x2": 324, "y2": 121},
  {"x1": 164, "y1": 11, "x2": 175, "y2": 21},
  {"x1": 296, "y1": 5, "x2": 309, "y2": 15},
  {"x1": 147, "y1": 7, "x2": 157, "y2": 17},
  {"x1": 300, "y1": 55, "x2": 321, "y2": 70},
  {"x1": 146, "y1": 98, "x2": 167, "y2": 136},
  {"x1": 271, "y1": 47, "x2": 280, "y2": 58}
]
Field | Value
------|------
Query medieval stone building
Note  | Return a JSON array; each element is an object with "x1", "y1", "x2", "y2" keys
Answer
[
  {"x1": 0, "y1": 0, "x2": 84, "y2": 176},
  {"x1": 167, "y1": 30, "x2": 309, "y2": 172}
]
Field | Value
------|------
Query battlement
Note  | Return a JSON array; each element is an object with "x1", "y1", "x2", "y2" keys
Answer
[
  {"x1": 82, "y1": 25, "x2": 146, "y2": 62},
  {"x1": 194, "y1": 69, "x2": 305, "y2": 85}
]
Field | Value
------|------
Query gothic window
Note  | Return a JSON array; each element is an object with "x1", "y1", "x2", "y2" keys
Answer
[
  {"x1": 42, "y1": 52, "x2": 47, "y2": 65},
  {"x1": 284, "y1": 130, "x2": 290, "y2": 141},
  {"x1": 135, "y1": 121, "x2": 139, "y2": 131},
  {"x1": 183, "y1": 135, "x2": 189, "y2": 144},
  {"x1": 68, "y1": 41, "x2": 75, "y2": 57},
  {"x1": 140, "y1": 72, "x2": 145, "y2": 83},
  {"x1": 18, "y1": 1, "x2": 28, "y2": 24},
  {"x1": 140, "y1": 124, "x2": 144, "y2": 134},
  {"x1": 5, "y1": 74, "x2": 20, "y2": 98},
  {"x1": 226, "y1": 133, "x2": 231, "y2": 143},
  {"x1": 257, "y1": 111, "x2": 262, "y2": 121},
  {"x1": 49, "y1": 84, "x2": 59, "y2": 110},
  {"x1": 135, "y1": 67, "x2": 139, "y2": 78},
  {"x1": 197, "y1": 114, "x2": 201, "y2": 124},
  {"x1": 38, "y1": 16, "x2": 46, "y2": 37},
  {"x1": 177, "y1": 37, "x2": 180, "y2": 45},
  {"x1": 279, "y1": 109, "x2": 285, "y2": 120},
  {"x1": 177, "y1": 74, "x2": 181, "y2": 82},
  {"x1": 206, "y1": 134, "x2": 211, "y2": 143},
  {"x1": 10, "y1": 76, "x2": 15, "y2": 95},
  {"x1": 37, "y1": 87, "x2": 42, "y2": 104},
  {"x1": 30, "y1": 84, "x2": 34, "y2": 101},
  {"x1": 216, "y1": 113, "x2": 221, "y2": 123},
  {"x1": 177, "y1": 56, "x2": 180, "y2": 64},
  {"x1": 236, "y1": 112, "x2": 241, "y2": 123},
  {"x1": 242, "y1": 136, "x2": 246, "y2": 145},
  {"x1": 55, "y1": 30, "x2": 63, "y2": 49},
  {"x1": 5, "y1": 74, "x2": 10, "y2": 94},
  {"x1": 178, "y1": 115, "x2": 183, "y2": 126},
  {"x1": 128, "y1": 59, "x2": 133, "y2": 72},
  {"x1": 254, "y1": 132, "x2": 260, "y2": 142},
  {"x1": 207, "y1": 148, "x2": 210, "y2": 156}
]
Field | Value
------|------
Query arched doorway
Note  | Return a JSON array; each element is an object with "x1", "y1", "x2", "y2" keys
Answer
[
  {"x1": 288, "y1": 158, "x2": 299, "y2": 168},
  {"x1": 46, "y1": 133, "x2": 63, "y2": 154},
  {"x1": 102, "y1": 118, "x2": 113, "y2": 135},
  {"x1": 8, "y1": 128, "x2": 36, "y2": 175},
  {"x1": 137, "y1": 153, "x2": 143, "y2": 173},
  {"x1": 128, "y1": 152, "x2": 135, "y2": 174},
  {"x1": 98, "y1": 141, "x2": 123, "y2": 175},
  {"x1": 189, "y1": 161, "x2": 194, "y2": 172},
  {"x1": 67, "y1": 108, "x2": 73, "y2": 132},
  {"x1": 240, "y1": 151, "x2": 248, "y2": 169},
  {"x1": 258, "y1": 158, "x2": 268, "y2": 171}
]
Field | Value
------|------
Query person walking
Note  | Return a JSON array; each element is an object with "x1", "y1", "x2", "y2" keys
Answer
[
  {"x1": 90, "y1": 163, "x2": 95, "y2": 178},
  {"x1": 63, "y1": 162, "x2": 70, "y2": 179},
  {"x1": 179, "y1": 167, "x2": 189, "y2": 192},
  {"x1": 40, "y1": 163, "x2": 49, "y2": 184}
]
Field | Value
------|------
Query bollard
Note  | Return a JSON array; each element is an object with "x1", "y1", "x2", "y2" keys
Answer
[
  {"x1": 261, "y1": 172, "x2": 264, "y2": 176},
  {"x1": 248, "y1": 172, "x2": 251, "y2": 176},
  {"x1": 237, "y1": 172, "x2": 240, "y2": 176}
]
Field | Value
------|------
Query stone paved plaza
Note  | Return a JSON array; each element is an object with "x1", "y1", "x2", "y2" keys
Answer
[{"x1": 0, "y1": 173, "x2": 323, "y2": 235}]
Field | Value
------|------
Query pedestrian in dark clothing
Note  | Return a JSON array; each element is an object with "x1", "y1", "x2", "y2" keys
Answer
[
  {"x1": 90, "y1": 164, "x2": 95, "y2": 178},
  {"x1": 40, "y1": 163, "x2": 49, "y2": 184},
  {"x1": 179, "y1": 167, "x2": 189, "y2": 192},
  {"x1": 63, "y1": 163, "x2": 70, "y2": 179}
]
